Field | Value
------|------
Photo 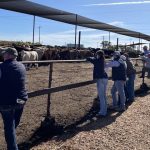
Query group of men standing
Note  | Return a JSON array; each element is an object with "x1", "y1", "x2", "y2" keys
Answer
[
  {"x1": 106, "y1": 51, "x2": 136, "y2": 112},
  {"x1": 87, "y1": 49, "x2": 137, "y2": 117},
  {"x1": 88, "y1": 45, "x2": 150, "y2": 118}
]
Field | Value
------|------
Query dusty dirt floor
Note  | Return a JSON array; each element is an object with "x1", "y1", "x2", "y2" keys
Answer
[{"x1": 0, "y1": 60, "x2": 149, "y2": 150}]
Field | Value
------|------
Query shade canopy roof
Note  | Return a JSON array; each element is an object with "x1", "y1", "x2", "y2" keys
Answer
[
  {"x1": 0, "y1": 0, "x2": 150, "y2": 41},
  {"x1": 126, "y1": 42, "x2": 147, "y2": 46}
]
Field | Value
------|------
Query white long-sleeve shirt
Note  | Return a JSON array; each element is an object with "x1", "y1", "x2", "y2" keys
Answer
[
  {"x1": 106, "y1": 59, "x2": 127, "y2": 69},
  {"x1": 106, "y1": 60, "x2": 120, "y2": 68},
  {"x1": 141, "y1": 56, "x2": 150, "y2": 68}
]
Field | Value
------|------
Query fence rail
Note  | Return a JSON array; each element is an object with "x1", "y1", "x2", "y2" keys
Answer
[
  {"x1": 28, "y1": 80, "x2": 96, "y2": 98},
  {"x1": 0, "y1": 58, "x2": 144, "y2": 119},
  {"x1": 0, "y1": 57, "x2": 142, "y2": 64},
  {"x1": 0, "y1": 58, "x2": 143, "y2": 98},
  {"x1": 1, "y1": 58, "x2": 142, "y2": 98}
]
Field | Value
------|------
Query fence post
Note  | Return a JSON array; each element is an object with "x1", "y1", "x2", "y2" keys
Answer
[
  {"x1": 47, "y1": 62, "x2": 53, "y2": 117},
  {"x1": 135, "y1": 59, "x2": 138, "y2": 66},
  {"x1": 41, "y1": 62, "x2": 56, "y2": 128}
]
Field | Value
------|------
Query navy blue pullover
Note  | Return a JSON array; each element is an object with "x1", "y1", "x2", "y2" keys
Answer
[
  {"x1": 87, "y1": 57, "x2": 108, "y2": 79},
  {"x1": 112, "y1": 62, "x2": 126, "y2": 81},
  {"x1": 0, "y1": 59, "x2": 28, "y2": 105}
]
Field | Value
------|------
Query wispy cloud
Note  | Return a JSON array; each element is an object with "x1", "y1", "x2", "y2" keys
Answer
[{"x1": 83, "y1": 1, "x2": 150, "y2": 7}]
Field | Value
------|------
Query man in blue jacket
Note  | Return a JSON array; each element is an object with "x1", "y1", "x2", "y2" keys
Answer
[{"x1": 0, "y1": 48, "x2": 28, "y2": 150}]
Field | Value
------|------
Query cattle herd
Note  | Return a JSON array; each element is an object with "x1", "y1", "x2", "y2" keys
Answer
[
  {"x1": 0, "y1": 44, "x2": 99, "y2": 63},
  {"x1": 0, "y1": 44, "x2": 140, "y2": 64}
]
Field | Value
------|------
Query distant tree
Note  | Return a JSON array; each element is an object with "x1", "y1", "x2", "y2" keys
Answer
[{"x1": 101, "y1": 41, "x2": 110, "y2": 49}]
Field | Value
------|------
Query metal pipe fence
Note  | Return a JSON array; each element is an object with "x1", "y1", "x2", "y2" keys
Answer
[
  {"x1": 0, "y1": 58, "x2": 149, "y2": 142},
  {"x1": 20, "y1": 58, "x2": 145, "y2": 122}
]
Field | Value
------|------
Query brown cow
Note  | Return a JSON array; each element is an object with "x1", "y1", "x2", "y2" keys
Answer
[
  {"x1": 69, "y1": 49, "x2": 78, "y2": 60},
  {"x1": 43, "y1": 47, "x2": 59, "y2": 60},
  {"x1": 78, "y1": 49, "x2": 93, "y2": 59},
  {"x1": 34, "y1": 47, "x2": 46, "y2": 60}
]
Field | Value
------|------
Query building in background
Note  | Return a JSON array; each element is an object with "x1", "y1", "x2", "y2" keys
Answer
[{"x1": 67, "y1": 43, "x2": 84, "y2": 49}]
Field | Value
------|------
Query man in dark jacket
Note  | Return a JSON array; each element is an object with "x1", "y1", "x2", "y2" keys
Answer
[
  {"x1": 0, "y1": 47, "x2": 28, "y2": 150},
  {"x1": 106, "y1": 51, "x2": 127, "y2": 112},
  {"x1": 87, "y1": 50, "x2": 108, "y2": 116}
]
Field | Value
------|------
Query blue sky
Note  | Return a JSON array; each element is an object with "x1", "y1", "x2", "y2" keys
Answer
[{"x1": 0, "y1": 0, "x2": 150, "y2": 48}]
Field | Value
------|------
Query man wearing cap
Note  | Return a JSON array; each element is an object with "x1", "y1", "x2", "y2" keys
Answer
[
  {"x1": 143, "y1": 46, "x2": 150, "y2": 56},
  {"x1": 106, "y1": 51, "x2": 127, "y2": 112},
  {"x1": 0, "y1": 48, "x2": 28, "y2": 150}
]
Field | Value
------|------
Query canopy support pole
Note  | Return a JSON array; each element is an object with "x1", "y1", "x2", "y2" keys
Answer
[
  {"x1": 139, "y1": 33, "x2": 141, "y2": 51},
  {"x1": 109, "y1": 32, "x2": 110, "y2": 47},
  {"x1": 32, "y1": 15, "x2": 35, "y2": 45},
  {"x1": 78, "y1": 31, "x2": 81, "y2": 49},
  {"x1": 75, "y1": 14, "x2": 78, "y2": 50},
  {"x1": 38, "y1": 26, "x2": 41, "y2": 44},
  {"x1": 116, "y1": 38, "x2": 119, "y2": 51},
  {"x1": 102, "y1": 36, "x2": 104, "y2": 48}
]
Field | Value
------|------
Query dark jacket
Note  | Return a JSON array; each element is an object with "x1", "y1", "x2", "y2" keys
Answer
[
  {"x1": 126, "y1": 59, "x2": 136, "y2": 77},
  {"x1": 87, "y1": 57, "x2": 108, "y2": 79},
  {"x1": 0, "y1": 59, "x2": 28, "y2": 105},
  {"x1": 112, "y1": 62, "x2": 126, "y2": 81}
]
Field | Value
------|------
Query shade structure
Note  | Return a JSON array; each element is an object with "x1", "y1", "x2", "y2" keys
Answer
[
  {"x1": 126, "y1": 42, "x2": 147, "y2": 46},
  {"x1": 0, "y1": 0, "x2": 150, "y2": 41}
]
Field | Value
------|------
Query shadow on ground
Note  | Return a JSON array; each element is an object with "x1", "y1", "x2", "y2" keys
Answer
[
  {"x1": 135, "y1": 83, "x2": 150, "y2": 97},
  {"x1": 18, "y1": 86, "x2": 150, "y2": 150}
]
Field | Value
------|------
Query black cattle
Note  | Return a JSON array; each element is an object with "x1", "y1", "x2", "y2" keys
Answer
[
  {"x1": 59, "y1": 50, "x2": 70, "y2": 60},
  {"x1": 102, "y1": 49, "x2": 115, "y2": 58}
]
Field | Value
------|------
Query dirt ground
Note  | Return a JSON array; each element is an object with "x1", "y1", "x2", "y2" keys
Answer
[
  {"x1": 31, "y1": 93, "x2": 150, "y2": 150},
  {"x1": 0, "y1": 61, "x2": 149, "y2": 150}
]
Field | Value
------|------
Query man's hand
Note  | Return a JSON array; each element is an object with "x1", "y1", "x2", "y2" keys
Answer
[{"x1": 17, "y1": 99, "x2": 26, "y2": 105}]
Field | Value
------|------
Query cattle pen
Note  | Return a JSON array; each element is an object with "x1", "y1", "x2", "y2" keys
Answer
[
  {"x1": 26, "y1": 58, "x2": 143, "y2": 98},
  {"x1": 24, "y1": 58, "x2": 147, "y2": 125},
  {"x1": 20, "y1": 58, "x2": 146, "y2": 108},
  {"x1": 0, "y1": 58, "x2": 149, "y2": 149}
]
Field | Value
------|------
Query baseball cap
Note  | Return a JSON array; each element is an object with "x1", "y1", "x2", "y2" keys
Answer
[
  {"x1": 143, "y1": 46, "x2": 148, "y2": 50},
  {"x1": 120, "y1": 55, "x2": 126, "y2": 61},
  {"x1": 113, "y1": 51, "x2": 120, "y2": 56},
  {"x1": 2, "y1": 47, "x2": 18, "y2": 57}
]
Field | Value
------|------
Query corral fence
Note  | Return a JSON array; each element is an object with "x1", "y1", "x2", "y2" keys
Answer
[
  {"x1": 26, "y1": 58, "x2": 143, "y2": 98},
  {"x1": 0, "y1": 58, "x2": 147, "y2": 130},
  {"x1": 19, "y1": 58, "x2": 147, "y2": 128}
]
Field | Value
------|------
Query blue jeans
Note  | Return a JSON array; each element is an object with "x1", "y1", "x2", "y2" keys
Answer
[
  {"x1": 126, "y1": 74, "x2": 136, "y2": 101},
  {"x1": 111, "y1": 81, "x2": 126, "y2": 109},
  {"x1": 1, "y1": 107, "x2": 23, "y2": 150},
  {"x1": 97, "y1": 78, "x2": 108, "y2": 116}
]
